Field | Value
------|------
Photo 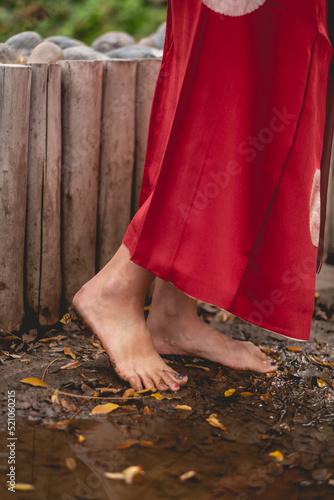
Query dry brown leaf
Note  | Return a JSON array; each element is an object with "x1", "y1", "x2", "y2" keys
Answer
[
  {"x1": 65, "y1": 457, "x2": 77, "y2": 471},
  {"x1": 116, "y1": 440, "x2": 139, "y2": 450},
  {"x1": 64, "y1": 347, "x2": 76, "y2": 359},
  {"x1": 288, "y1": 346, "x2": 302, "y2": 352},
  {"x1": 92, "y1": 342, "x2": 103, "y2": 349},
  {"x1": 144, "y1": 406, "x2": 154, "y2": 415},
  {"x1": 20, "y1": 377, "x2": 47, "y2": 388},
  {"x1": 240, "y1": 392, "x2": 253, "y2": 397},
  {"x1": 313, "y1": 355, "x2": 334, "y2": 368},
  {"x1": 260, "y1": 393, "x2": 271, "y2": 401},
  {"x1": 206, "y1": 413, "x2": 227, "y2": 432},
  {"x1": 39, "y1": 335, "x2": 67, "y2": 343},
  {"x1": 260, "y1": 346, "x2": 277, "y2": 356},
  {"x1": 174, "y1": 405, "x2": 192, "y2": 411},
  {"x1": 78, "y1": 435, "x2": 86, "y2": 444},
  {"x1": 317, "y1": 378, "x2": 326, "y2": 388},
  {"x1": 61, "y1": 399, "x2": 77, "y2": 412},
  {"x1": 97, "y1": 387, "x2": 122, "y2": 394},
  {"x1": 45, "y1": 420, "x2": 69, "y2": 430},
  {"x1": 60, "y1": 312, "x2": 77, "y2": 324},
  {"x1": 122, "y1": 388, "x2": 136, "y2": 401},
  {"x1": 185, "y1": 364, "x2": 210, "y2": 371},
  {"x1": 51, "y1": 390, "x2": 60, "y2": 404},
  {"x1": 180, "y1": 471, "x2": 196, "y2": 481},
  {"x1": 90, "y1": 403, "x2": 119, "y2": 415},
  {"x1": 60, "y1": 361, "x2": 81, "y2": 370}
]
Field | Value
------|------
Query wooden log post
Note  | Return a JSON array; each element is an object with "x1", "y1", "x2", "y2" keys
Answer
[
  {"x1": 25, "y1": 63, "x2": 62, "y2": 326},
  {"x1": 0, "y1": 64, "x2": 32, "y2": 332},
  {"x1": 60, "y1": 61, "x2": 103, "y2": 306},
  {"x1": 133, "y1": 59, "x2": 162, "y2": 211},
  {"x1": 97, "y1": 60, "x2": 137, "y2": 270}
]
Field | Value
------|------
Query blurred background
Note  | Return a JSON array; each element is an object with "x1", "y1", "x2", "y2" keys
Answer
[{"x1": 0, "y1": 0, "x2": 167, "y2": 43}]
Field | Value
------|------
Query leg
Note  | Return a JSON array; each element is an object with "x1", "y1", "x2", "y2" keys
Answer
[
  {"x1": 73, "y1": 244, "x2": 188, "y2": 391},
  {"x1": 147, "y1": 279, "x2": 278, "y2": 373}
]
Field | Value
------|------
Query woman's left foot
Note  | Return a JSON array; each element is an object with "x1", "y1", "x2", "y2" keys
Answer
[{"x1": 147, "y1": 280, "x2": 278, "y2": 374}]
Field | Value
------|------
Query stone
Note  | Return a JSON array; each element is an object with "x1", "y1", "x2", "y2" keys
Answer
[
  {"x1": 27, "y1": 41, "x2": 64, "y2": 64},
  {"x1": 45, "y1": 36, "x2": 86, "y2": 50},
  {"x1": 91, "y1": 32, "x2": 135, "y2": 53},
  {"x1": 138, "y1": 22, "x2": 166, "y2": 50},
  {"x1": 62, "y1": 46, "x2": 110, "y2": 61},
  {"x1": 106, "y1": 45, "x2": 163, "y2": 59},
  {"x1": 5, "y1": 31, "x2": 43, "y2": 58},
  {"x1": 0, "y1": 43, "x2": 18, "y2": 64}
]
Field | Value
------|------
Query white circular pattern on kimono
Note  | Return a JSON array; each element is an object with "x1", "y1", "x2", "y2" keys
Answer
[
  {"x1": 309, "y1": 169, "x2": 321, "y2": 247},
  {"x1": 202, "y1": 0, "x2": 267, "y2": 16}
]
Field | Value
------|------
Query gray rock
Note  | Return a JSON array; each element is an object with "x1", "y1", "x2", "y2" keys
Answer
[
  {"x1": 106, "y1": 45, "x2": 163, "y2": 59},
  {"x1": 0, "y1": 43, "x2": 18, "y2": 64},
  {"x1": 91, "y1": 32, "x2": 135, "y2": 53},
  {"x1": 27, "y1": 41, "x2": 64, "y2": 64},
  {"x1": 63, "y1": 46, "x2": 110, "y2": 61},
  {"x1": 5, "y1": 31, "x2": 43, "y2": 55},
  {"x1": 138, "y1": 22, "x2": 166, "y2": 50},
  {"x1": 45, "y1": 36, "x2": 86, "y2": 50}
]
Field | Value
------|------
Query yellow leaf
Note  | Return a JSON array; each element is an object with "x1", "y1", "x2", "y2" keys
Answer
[
  {"x1": 64, "y1": 347, "x2": 76, "y2": 359},
  {"x1": 65, "y1": 457, "x2": 77, "y2": 471},
  {"x1": 105, "y1": 466, "x2": 144, "y2": 484},
  {"x1": 14, "y1": 483, "x2": 35, "y2": 491},
  {"x1": 60, "y1": 312, "x2": 76, "y2": 324},
  {"x1": 260, "y1": 346, "x2": 277, "y2": 356},
  {"x1": 60, "y1": 399, "x2": 77, "y2": 412},
  {"x1": 60, "y1": 361, "x2": 81, "y2": 370},
  {"x1": 174, "y1": 405, "x2": 192, "y2": 411},
  {"x1": 51, "y1": 390, "x2": 60, "y2": 404},
  {"x1": 224, "y1": 389, "x2": 236, "y2": 397},
  {"x1": 180, "y1": 471, "x2": 196, "y2": 481},
  {"x1": 144, "y1": 405, "x2": 154, "y2": 415},
  {"x1": 288, "y1": 346, "x2": 302, "y2": 352},
  {"x1": 206, "y1": 413, "x2": 227, "y2": 432},
  {"x1": 116, "y1": 440, "x2": 154, "y2": 450},
  {"x1": 92, "y1": 342, "x2": 103, "y2": 349},
  {"x1": 269, "y1": 451, "x2": 284, "y2": 462},
  {"x1": 20, "y1": 377, "x2": 47, "y2": 388},
  {"x1": 185, "y1": 364, "x2": 210, "y2": 371},
  {"x1": 317, "y1": 378, "x2": 326, "y2": 388},
  {"x1": 240, "y1": 392, "x2": 253, "y2": 397},
  {"x1": 135, "y1": 388, "x2": 153, "y2": 394},
  {"x1": 78, "y1": 435, "x2": 86, "y2": 444},
  {"x1": 90, "y1": 403, "x2": 119, "y2": 415}
]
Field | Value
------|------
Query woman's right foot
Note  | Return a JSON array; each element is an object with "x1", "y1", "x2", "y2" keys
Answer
[{"x1": 72, "y1": 245, "x2": 188, "y2": 392}]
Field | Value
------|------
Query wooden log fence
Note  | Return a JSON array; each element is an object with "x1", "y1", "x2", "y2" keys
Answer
[{"x1": 0, "y1": 58, "x2": 334, "y2": 332}]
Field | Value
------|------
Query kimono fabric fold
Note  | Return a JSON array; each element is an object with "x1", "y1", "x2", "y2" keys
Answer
[{"x1": 123, "y1": 0, "x2": 334, "y2": 341}]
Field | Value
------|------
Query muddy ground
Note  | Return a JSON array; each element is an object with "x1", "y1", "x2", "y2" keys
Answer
[{"x1": 0, "y1": 289, "x2": 334, "y2": 500}]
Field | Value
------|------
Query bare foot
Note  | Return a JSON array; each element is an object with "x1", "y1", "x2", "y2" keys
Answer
[
  {"x1": 147, "y1": 280, "x2": 278, "y2": 373},
  {"x1": 72, "y1": 245, "x2": 188, "y2": 392}
]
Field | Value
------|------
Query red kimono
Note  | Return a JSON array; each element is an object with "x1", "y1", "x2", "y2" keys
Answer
[{"x1": 123, "y1": 0, "x2": 334, "y2": 340}]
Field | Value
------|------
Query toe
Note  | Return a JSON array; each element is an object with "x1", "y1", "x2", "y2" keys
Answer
[
  {"x1": 164, "y1": 368, "x2": 188, "y2": 386},
  {"x1": 127, "y1": 374, "x2": 143, "y2": 391},
  {"x1": 160, "y1": 371, "x2": 180, "y2": 392},
  {"x1": 141, "y1": 375, "x2": 156, "y2": 391}
]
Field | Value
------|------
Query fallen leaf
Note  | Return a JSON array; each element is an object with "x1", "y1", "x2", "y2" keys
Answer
[
  {"x1": 240, "y1": 392, "x2": 253, "y2": 397},
  {"x1": 122, "y1": 388, "x2": 136, "y2": 401},
  {"x1": 185, "y1": 364, "x2": 210, "y2": 371},
  {"x1": 92, "y1": 342, "x2": 103, "y2": 349},
  {"x1": 97, "y1": 387, "x2": 122, "y2": 394},
  {"x1": 180, "y1": 471, "x2": 196, "y2": 481},
  {"x1": 327, "y1": 379, "x2": 334, "y2": 389},
  {"x1": 288, "y1": 347, "x2": 302, "y2": 352},
  {"x1": 39, "y1": 335, "x2": 67, "y2": 343},
  {"x1": 206, "y1": 413, "x2": 227, "y2": 432},
  {"x1": 78, "y1": 435, "x2": 86, "y2": 444},
  {"x1": 151, "y1": 392, "x2": 180, "y2": 401},
  {"x1": 65, "y1": 457, "x2": 77, "y2": 471},
  {"x1": 313, "y1": 355, "x2": 334, "y2": 368},
  {"x1": 105, "y1": 466, "x2": 144, "y2": 484},
  {"x1": 260, "y1": 393, "x2": 271, "y2": 401},
  {"x1": 174, "y1": 405, "x2": 192, "y2": 411},
  {"x1": 60, "y1": 312, "x2": 77, "y2": 324},
  {"x1": 60, "y1": 361, "x2": 81, "y2": 370},
  {"x1": 317, "y1": 378, "x2": 326, "y2": 388},
  {"x1": 15, "y1": 483, "x2": 35, "y2": 491},
  {"x1": 224, "y1": 389, "x2": 235, "y2": 397},
  {"x1": 51, "y1": 390, "x2": 60, "y2": 404},
  {"x1": 260, "y1": 346, "x2": 277, "y2": 356},
  {"x1": 116, "y1": 440, "x2": 154, "y2": 450},
  {"x1": 144, "y1": 406, "x2": 154, "y2": 415},
  {"x1": 64, "y1": 347, "x2": 76, "y2": 359},
  {"x1": 20, "y1": 377, "x2": 47, "y2": 388},
  {"x1": 81, "y1": 382, "x2": 98, "y2": 397},
  {"x1": 135, "y1": 388, "x2": 153, "y2": 394},
  {"x1": 90, "y1": 403, "x2": 119, "y2": 415},
  {"x1": 61, "y1": 399, "x2": 77, "y2": 412},
  {"x1": 269, "y1": 450, "x2": 284, "y2": 462}
]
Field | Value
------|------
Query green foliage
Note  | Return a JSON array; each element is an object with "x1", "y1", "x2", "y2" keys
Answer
[{"x1": 0, "y1": 0, "x2": 167, "y2": 44}]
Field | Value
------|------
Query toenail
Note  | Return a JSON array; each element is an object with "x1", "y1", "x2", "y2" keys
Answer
[
  {"x1": 176, "y1": 374, "x2": 187, "y2": 380},
  {"x1": 270, "y1": 361, "x2": 277, "y2": 366},
  {"x1": 173, "y1": 384, "x2": 180, "y2": 389}
]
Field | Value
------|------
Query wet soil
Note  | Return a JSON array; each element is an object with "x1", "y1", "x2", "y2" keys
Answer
[{"x1": 0, "y1": 291, "x2": 334, "y2": 500}]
